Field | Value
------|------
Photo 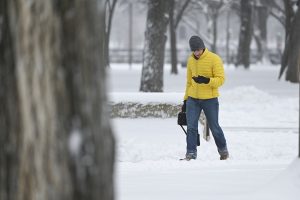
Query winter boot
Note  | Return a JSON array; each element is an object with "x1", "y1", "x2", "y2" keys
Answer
[
  {"x1": 180, "y1": 152, "x2": 197, "y2": 161},
  {"x1": 218, "y1": 148, "x2": 229, "y2": 160}
]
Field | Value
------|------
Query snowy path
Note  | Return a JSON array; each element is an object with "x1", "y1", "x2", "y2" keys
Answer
[
  {"x1": 118, "y1": 163, "x2": 286, "y2": 200},
  {"x1": 110, "y1": 64, "x2": 299, "y2": 200},
  {"x1": 113, "y1": 118, "x2": 298, "y2": 200}
]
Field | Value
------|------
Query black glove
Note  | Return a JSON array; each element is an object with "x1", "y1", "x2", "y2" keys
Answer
[
  {"x1": 181, "y1": 100, "x2": 187, "y2": 112},
  {"x1": 192, "y1": 76, "x2": 210, "y2": 84}
]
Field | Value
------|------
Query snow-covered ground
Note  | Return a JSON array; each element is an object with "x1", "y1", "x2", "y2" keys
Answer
[
  {"x1": 107, "y1": 63, "x2": 298, "y2": 97},
  {"x1": 108, "y1": 63, "x2": 299, "y2": 200}
]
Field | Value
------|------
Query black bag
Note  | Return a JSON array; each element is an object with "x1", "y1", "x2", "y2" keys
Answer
[
  {"x1": 177, "y1": 112, "x2": 187, "y2": 125},
  {"x1": 177, "y1": 111, "x2": 200, "y2": 146}
]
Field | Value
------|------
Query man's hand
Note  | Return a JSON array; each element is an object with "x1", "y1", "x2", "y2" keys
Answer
[
  {"x1": 182, "y1": 100, "x2": 187, "y2": 112},
  {"x1": 192, "y1": 76, "x2": 210, "y2": 84}
]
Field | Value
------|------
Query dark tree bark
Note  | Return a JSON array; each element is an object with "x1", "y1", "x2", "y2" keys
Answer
[
  {"x1": 279, "y1": 2, "x2": 300, "y2": 83},
  {"x1": 211, "y1": 10, "x2": 219, "y2": 53},
  {"x1": 140, "y1": 0, "x2": 170, "y2": 92},
  {"x1": 0, "y1": 0, "x2": 115, "y2": 200},
  {"x1": 203, "y1": 0, "x2": 224, "y2": 53},
  {"x1": 283, "y1": 0, "x2": 294, "y2": 40},
  {"x1": 104, "y1": 0, "x2": 118, "y2": 67},
  {"x1": 0, "y1": 1, "x2": 20, "y2": 200},
  {"x1": 169, "y1": 0, "x2": 191, "y2": 74},
  {"x1": 225, "y1": 10, "x2": 231, "y2": 64},
  {"x1": 253, "y1": 0, "x2": 268, "y2": 62},
  {"x1": 57, "y1": 1, "x2": 115, "y2": 199},
  {"x1": 236, "y1": 0, "x2": 253, "y2": 68},
  {"x1": 268, "y1": 0, "x2": 285, "y2": 27},
  {"x1": 14, "y1": 2, "x2": 72, "y2": 199},
  {"x1": 169, "y1": 0, "x2": 178, "y2": 74}
]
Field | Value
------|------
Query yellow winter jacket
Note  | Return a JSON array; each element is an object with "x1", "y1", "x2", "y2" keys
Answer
[{"x1": 184, "y1": 49, "x2": 225, "y2": 100}]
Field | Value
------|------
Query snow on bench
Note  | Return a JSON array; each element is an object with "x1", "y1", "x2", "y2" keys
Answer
[{"x1": 109, "y1": 92, "x2": 184, "y2": 118}]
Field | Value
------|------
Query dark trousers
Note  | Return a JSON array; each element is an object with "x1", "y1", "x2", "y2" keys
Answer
[{"x1": 186, "y1": 97, "x2": 227, "y2": 154}]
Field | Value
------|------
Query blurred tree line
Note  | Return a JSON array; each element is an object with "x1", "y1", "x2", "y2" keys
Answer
[{"x1": 105, "y1": 0, "x2": 299, "y2": 91}]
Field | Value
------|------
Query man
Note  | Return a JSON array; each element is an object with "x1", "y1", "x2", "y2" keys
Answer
[{"x1": 181, "y1": 35, "x2": 229, "y2": 161}]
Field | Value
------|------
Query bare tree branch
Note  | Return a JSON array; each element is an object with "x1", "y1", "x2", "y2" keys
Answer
[
  {"x1": 175, "y1": 0, "x2": 191, "y2": 28},
  {"x1": 181, "y1": 17, "x2": 213, "y2": 46},
  {"x1": 269, "y1": 10, "x2": 285, "y2": 26},
  {"x1": 269, "y1": 0, "x2": 285, "y2": 14}
]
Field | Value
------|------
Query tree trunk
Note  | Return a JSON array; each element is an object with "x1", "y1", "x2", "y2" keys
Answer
[
  {"x1": 225, "y1": 10, "x2": 231, "y2": 64},
  {"x1": 280, "y1": 6, "x2": 300, "y2": 82},
  {"x1": 253, "y1": 33, "x2": 262, "y2": 61},
  {"x1": 236, "y1": 0, "x2": 253, "y2": 68},
  {"x1": 104, "y1": 0, "x2": 118, "y2": 68},
  {"x1": 169, "y1": 0, "x2": 178, "y2": 75},
  {"x1": 104, "y1": 34, "x2": 110, "y2": 68},
  {"x1": 57, "y1": 1, "x2": 115, "y2": 199},
  {"x1": 212, "y1": 10, "x2": 218, "y2": 53},
  {"x1": 283, "y1": 0, "x2": 294, "y2": 40},
  {"x1": 206, "y1": 1, "x2": 223, "y2": 53},
  {"x1": 4, "y1": 1, "x2": 73, "y2": 199},
  {"x1": 0, "y1": 1, "x2": 20, "y2": 200},
  {"x1": 206, "y1": 14, "x2": 213, "y2": 49},
  {"x1": 140, "y1": 0, "x2": 170, "y2": 92},
  {"x1": 1, "y1": 0, "x2": 115, "y2": 200},
  {"x1": 253, "y1": 1, "x2": 268, "y2": 62},
  {"x1": 169, "y1": 0, "x2": 191, "y2": 75},
  {"x1": 279, "y1": 0, "x2": 300, "y2": 83}
]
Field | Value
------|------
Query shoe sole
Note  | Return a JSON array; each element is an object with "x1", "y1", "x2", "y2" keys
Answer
[
  {"x1": 179, "y1": 158, "x2": 191, "y2": 161},
  {"x1": 220, "y1": 155, "x2": 229, "y2": 160}
]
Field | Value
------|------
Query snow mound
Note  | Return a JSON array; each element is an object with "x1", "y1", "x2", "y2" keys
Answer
[
  {"x1": 221, "y1": 86, "x2": 275, "y2": 104},
  {"x1": 220, "y1": 86, "x2": 298, "y2": 128},
  {"x1": 248, "y1": 159, "x2": 300, "y2": 200}
]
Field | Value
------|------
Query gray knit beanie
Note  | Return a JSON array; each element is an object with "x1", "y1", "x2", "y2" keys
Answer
[{"x1": 189, "y1": 36, "x2": 205, "y2": 51}]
